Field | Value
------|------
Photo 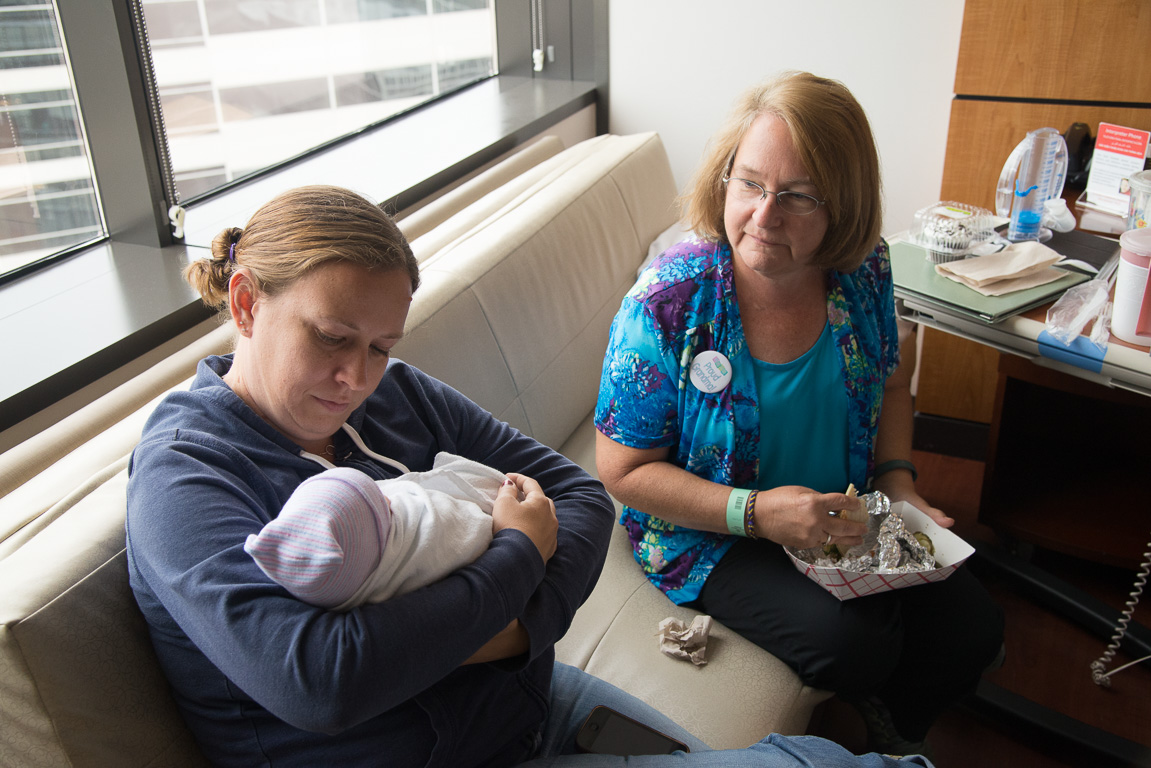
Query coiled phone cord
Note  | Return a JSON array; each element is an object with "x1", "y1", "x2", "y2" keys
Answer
[{"x1": 1090, "y1": 537, "x2": 1151, "y2": 686}]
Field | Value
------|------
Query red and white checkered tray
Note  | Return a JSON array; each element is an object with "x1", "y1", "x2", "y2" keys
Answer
[{"x1": 786, "y1": 501, "x2": 974, "y2": 601}]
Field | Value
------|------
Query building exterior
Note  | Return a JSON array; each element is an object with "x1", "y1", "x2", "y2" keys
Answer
[{"x1": 0, "y1": 0, "x2": 493, "y2": 276}]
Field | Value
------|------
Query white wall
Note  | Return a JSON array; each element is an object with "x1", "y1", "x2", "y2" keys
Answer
[{"x1": 608, "y1": 0, "x2": 965, "y2": 239}]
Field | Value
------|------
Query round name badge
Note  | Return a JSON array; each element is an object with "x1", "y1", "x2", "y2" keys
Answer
[{"x1": 689, "y1": 351, "x2": 733, "y2": 393}]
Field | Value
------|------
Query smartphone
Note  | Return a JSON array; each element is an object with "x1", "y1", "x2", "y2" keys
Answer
[{"x1": 575, "y1": 705, "x2": 690, "y2": 755}]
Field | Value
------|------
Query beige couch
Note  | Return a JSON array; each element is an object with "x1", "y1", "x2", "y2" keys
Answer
[{"x1": 0, "y1": 132, "x2": 830, "y2": 767}]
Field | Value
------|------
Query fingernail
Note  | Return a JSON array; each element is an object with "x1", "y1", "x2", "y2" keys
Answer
[{"x1": 502, "y1": 478, "x2": 513, "y2": 487}]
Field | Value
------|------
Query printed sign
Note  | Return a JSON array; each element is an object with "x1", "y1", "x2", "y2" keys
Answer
[{"x1": 1086, "y1": 122, "x2": 1151, "y2": 217}]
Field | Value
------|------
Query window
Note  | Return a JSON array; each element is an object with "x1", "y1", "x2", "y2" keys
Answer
[
  {"x1": 0, "y1": 1, "x2": 103, "y2": 278},
  {"x1": 0, "y1": 0, "x2": 496, "y2": 281},
  {"x1": 0, "y1": 0, "x2": 605, "y2": 435},
  {"x1": 143, "y1": 0, "x2": 496, "y2": 204}
]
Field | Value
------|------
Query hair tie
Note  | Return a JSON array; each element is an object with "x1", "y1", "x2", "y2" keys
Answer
[{"x1": 228, "y1": 242, "x2": 236, "y2": 264}]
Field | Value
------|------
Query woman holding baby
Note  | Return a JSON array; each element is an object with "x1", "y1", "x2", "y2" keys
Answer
[{"x1": 127, "y1": 183, "x2": 935, "y2": 766}]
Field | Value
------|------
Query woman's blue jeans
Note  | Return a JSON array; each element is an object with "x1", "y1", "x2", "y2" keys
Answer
[{"x1": 520, "y1": 663, "x2": 932, "y2": 767}]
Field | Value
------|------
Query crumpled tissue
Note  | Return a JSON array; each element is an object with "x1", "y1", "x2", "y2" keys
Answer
[{"x1": 657, "y1": 615, "x2": 713, "y2": 667}]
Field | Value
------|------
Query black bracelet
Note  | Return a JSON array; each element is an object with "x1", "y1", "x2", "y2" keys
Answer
[{"x1": 872, "y1": 459, "x2": 917, "y2": 483}]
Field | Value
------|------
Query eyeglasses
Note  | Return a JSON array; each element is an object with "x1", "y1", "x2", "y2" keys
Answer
[{"x1": 722, "y1": 174, "x2": 825, "y2": 216}]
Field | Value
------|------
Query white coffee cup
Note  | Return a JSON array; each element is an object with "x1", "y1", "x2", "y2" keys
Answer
[{"x1": 1113, "y1": 227, "x2": 1151, "y2": 345}]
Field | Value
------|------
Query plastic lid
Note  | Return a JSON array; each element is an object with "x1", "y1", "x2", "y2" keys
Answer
[
  {"x1": 1129, "y1": 169, "x2": 1151, "y2": 192},
  {"x1": 1120, "y1": 226, "x2": 1151, "y2": 264},
  {"x1": 908, "y1": 201, "x2": 996, "y2": 263}
]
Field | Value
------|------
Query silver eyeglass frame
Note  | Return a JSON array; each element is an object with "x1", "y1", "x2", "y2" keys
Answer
[
  {"x1": 721, "y1": 155, "x2": 825, "y2": 216},
  {"x1": 721, "y1": 174, "x2": 826, "y2": 216}
]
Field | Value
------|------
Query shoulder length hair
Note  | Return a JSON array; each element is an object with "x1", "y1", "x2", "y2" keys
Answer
[{"x1": 681, "y1": 71, "x2": 882, "y2": 273}]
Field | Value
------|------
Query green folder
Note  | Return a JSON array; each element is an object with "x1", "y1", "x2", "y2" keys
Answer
[{"x1": 889, "y1": 239, "x2": 1089, "y2": 324}]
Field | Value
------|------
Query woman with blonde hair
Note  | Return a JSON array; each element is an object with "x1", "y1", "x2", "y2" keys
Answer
[{"x1": 596, "y1": 72, "x2": 1004, "y2": 756}]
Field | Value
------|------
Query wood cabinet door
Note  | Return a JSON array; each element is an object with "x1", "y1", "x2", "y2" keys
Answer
[{"x1": 955, "y1": 0, "x2": 1151, "y2": 102}]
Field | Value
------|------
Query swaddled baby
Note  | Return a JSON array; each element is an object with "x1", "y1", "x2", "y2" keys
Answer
[{"x1": 245, "y1": 453, "x2": 506, "y2": 611}]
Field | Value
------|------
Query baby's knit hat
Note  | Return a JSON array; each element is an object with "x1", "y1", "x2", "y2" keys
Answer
[{"x1": 245, "y1": 467, "x2": 389, "y2": 609}]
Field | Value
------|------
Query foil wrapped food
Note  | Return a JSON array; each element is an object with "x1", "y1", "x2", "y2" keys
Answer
[{"x1": 788, "y1": 491, "x2": 937, "y2": 574}]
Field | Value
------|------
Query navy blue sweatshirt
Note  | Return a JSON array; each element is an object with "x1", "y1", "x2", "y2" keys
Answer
[{"x1": 126, "y1": 355, "x2": 614, "y2": 767}]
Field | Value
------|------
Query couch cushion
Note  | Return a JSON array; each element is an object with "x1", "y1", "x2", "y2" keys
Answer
[
  {"x1": 563, "y1": 527, "x2": 831, "y2": 748},
  {"x1": 0, "y1": 467, "x2": 209, "y2": 768},
  {"x1": 398, "y1": 135, "x2": 564, "y2": 244},
  {"x1": 554, "y1": 419, "x2": 833, "y2": 747},
  {"x1": 397, "y1": 132, "x2": 677, "y2": 450}
]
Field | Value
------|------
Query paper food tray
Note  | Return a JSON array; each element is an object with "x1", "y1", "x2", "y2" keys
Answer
[{"x1": 785, "y1": 501, "x2": 974, "y2": 601}]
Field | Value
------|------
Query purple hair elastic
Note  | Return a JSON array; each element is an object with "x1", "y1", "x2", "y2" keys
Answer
[{"x1": 228, "y1": 242, "x2": 236, "y2": 263}]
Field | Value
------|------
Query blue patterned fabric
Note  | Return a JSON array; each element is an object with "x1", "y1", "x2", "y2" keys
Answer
[{"x1": 595, "y1": 237, "x2": 899, "y2": 603}]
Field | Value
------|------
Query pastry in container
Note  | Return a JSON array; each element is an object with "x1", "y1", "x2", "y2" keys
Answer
[{"x1": 908, "y1": 201, "x2": 996, "y2": 264}]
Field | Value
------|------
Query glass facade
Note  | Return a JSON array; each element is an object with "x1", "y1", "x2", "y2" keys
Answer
[
  {"x1": 0, "y1": 0, "x2": 495, "y2": 280},
  {"x1": 0, "y1": 1, "x2": 102, "y2": 276},
  {"x1": 146, "y1": 0, "x2": 495, "y2": 204}
]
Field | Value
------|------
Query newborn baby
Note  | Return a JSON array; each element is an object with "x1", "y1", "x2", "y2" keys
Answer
[{"x1": 245, "y1": 453, "x2": 506, "y2": 610}]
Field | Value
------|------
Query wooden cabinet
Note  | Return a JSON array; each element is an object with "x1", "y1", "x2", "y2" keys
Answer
[
  {"x1": 916, "y1": 0, "x2": 1151, "y2": 425},
  {"x1": 953, "y1": 0, "x2": 1151, "y2": 103}
]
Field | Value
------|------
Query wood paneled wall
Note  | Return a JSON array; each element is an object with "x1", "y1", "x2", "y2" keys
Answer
[
  {"x1": 915, "y1": 0, "x2": 1151, "y2": 425},
  {"x1": 954, "y1": 0, "x2": 1151, "y2": 102}
]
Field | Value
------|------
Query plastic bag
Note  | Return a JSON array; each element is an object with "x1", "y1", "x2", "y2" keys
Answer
[
  {"x1": 1045, "y1": 279, "x2": 1110, "y2": 347},
  {"x1": 1089, "y1": 298, "x2": 1113, "y2": 350}
]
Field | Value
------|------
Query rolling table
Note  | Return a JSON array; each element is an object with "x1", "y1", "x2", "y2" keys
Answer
[{"x1": 892, "y1": 235, "x2": 1151, "y2": 765}]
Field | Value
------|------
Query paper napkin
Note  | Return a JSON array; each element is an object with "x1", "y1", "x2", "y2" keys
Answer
[{"x1": 935, "y1": 241, "x2": 1065, "y2": 296}]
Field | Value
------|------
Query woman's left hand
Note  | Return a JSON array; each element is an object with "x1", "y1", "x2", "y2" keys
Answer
[{"x1": 492, "y1": 473, "x2": 558, "y2": 563}]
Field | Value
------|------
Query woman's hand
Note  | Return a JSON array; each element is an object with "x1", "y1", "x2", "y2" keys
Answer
[
  {"x1": 755, "y1": 486, "x2": 868, "y2": 549},
  {"x1": 871, "y1": 469, "x2": 954, "y2": 528},
  {"x1": 492, "y1": 473, "x2": 558, "y2": 564}
]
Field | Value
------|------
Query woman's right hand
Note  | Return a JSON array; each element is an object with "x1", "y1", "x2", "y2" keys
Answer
[
  {"x1": 755, "y1": 486, "x2": 868, "y2": 550},
  {"x1": 492, "y1": 473, "x2": 558, "y2": 564}
]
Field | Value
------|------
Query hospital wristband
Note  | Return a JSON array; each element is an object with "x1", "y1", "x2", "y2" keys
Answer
[{"x1": 726, "y1": 488, "x2": 754, "y2": 537}]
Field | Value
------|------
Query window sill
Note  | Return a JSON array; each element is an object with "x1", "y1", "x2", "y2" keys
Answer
[{"x1": 0, "y1": 76, "x2": 597, "y2": 434}]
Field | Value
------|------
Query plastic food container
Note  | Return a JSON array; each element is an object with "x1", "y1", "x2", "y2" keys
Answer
[
  {"x1": 908, "y1": 201, "x2": 997, "y2": 263},
  {"x1": 785, "y1": 502, "x2": 974, "y2": 601}
]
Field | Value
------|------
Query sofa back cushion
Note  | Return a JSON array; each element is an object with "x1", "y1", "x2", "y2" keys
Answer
[
  {"x1": 0, "y1": 324, "x2": 235, "y2": 559},
  {"x1": 394, "y1": 131, "x2": 677, "y2": 449},
  {"x1": 398, "y1": 135, "x2": 564, "y2": 243}
]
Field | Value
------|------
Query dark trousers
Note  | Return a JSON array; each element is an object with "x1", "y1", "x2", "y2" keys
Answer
[{"x1": 685, "y1": 538, "x2": 1004, "y2": 741}]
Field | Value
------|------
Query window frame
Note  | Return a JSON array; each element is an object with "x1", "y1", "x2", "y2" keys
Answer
[{"x1": 0, "y1": 0, "x2": 607, "y2": 437}]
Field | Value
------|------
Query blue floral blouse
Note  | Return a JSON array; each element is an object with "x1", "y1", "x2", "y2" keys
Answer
[{"x1": 595, "y1": 237, "x2": 900, "y2": 603}]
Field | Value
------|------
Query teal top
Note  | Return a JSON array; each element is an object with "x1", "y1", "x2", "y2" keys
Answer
[{"x1": 752, "y1": 321, "x2": 850, "y2": 494}]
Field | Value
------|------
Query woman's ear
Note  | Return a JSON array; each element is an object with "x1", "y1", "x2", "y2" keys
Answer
[{"x1": 228, "y1": 269, "x2": 258, "y2": 337}]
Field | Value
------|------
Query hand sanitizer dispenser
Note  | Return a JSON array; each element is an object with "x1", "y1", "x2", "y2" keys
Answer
[{"x1": 995, "y1": 127, "x2": 1069, "y2": 243}]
